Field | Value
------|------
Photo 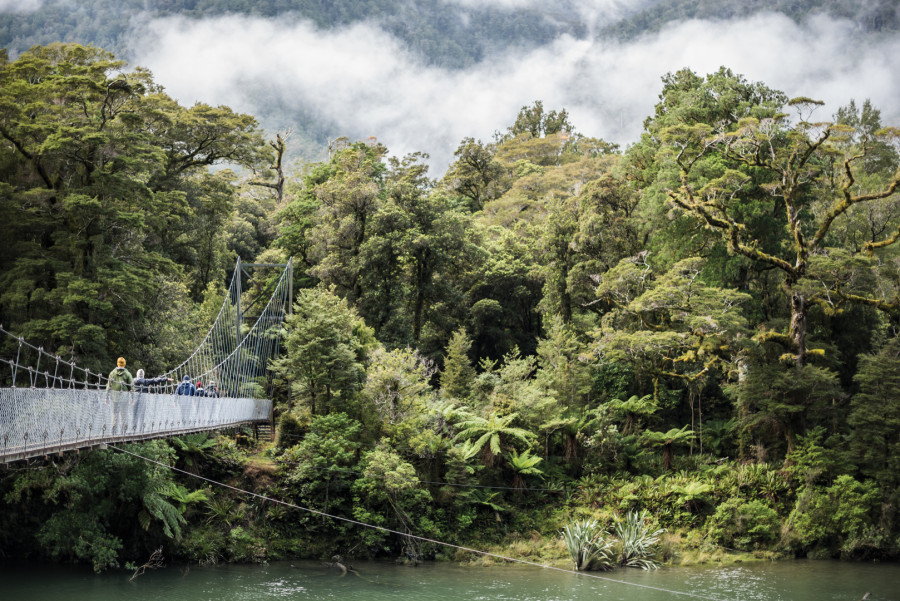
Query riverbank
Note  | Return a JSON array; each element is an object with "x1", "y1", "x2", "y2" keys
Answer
[{"x1": 2, "y1": 429, "x2": 897, "y2": 574}]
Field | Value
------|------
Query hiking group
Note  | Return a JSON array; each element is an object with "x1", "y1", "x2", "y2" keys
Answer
[{"x1": 106, "y1": 357, "x2": 219, "y2": 397}]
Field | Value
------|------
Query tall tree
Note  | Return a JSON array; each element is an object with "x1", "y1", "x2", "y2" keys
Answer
[
  {"x1": 272, "y1": 286, "x2": 375, "y2": 417},
  {"x1": 0, "y1": 44, "x2": 265, "y2": 368},
  {"x1": 308, "y1": 139, "x2": 387, "y2": 303},
  {"x1": 662, "y1": 97, "x2": 900, "y2": 365},
  {"x1": 848, "y1": 335, "x2": 900, "y2": 493},
  {"x1": 440, "y1": 327, "x2": 476, "y2": 402},
  {"x1": 442, "y1": 137, "x2": 504, "y2": 212}
]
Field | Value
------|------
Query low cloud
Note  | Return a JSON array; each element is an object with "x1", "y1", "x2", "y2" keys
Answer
[
  {"x1": 439, "y1": 0, "x2": 645, "y2": 25},
  {"x1": 130, "y1": 12, "x2": 900, "y2": 174},
  {"x1": 0, "y1": 0, "x2": 44, "y2": 13}
]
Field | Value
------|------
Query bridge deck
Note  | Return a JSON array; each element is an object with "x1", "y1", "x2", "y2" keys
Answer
[{"x1": 0, "y1": 388, "x2": 271, "y2": 463}]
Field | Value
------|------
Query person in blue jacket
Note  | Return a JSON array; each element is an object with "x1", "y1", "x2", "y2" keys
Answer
[{"x1": 175, "y1": 375, "x2": 196, "y2": 396}]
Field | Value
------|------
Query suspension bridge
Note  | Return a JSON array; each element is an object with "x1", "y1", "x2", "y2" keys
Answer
[{"x1": 0, "y1": 259, "x2": 293, "y2": 463}]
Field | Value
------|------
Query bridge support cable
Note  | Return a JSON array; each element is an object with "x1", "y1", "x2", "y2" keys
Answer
[
  {"x1": 0, "y1": 325, "x2": 108, "y2": 390},
  {"x1": 161, "y1": 257, "x2": 293, "y2": 399}
]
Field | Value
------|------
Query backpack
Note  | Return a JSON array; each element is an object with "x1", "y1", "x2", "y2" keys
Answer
[{"x1": 108, "y1": 368, "x2": 132, "y2": 391}]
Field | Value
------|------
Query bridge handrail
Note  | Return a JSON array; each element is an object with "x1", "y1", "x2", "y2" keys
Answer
[
  {"x1": 0, "y1": 325, "x2": 109, "y2": 388},
  {"x1": 0, "y1": 387, "x2": 271, "y2": 463},
  {"x1": 158, "y1": 257, "x2": 292, "y2": 398}
]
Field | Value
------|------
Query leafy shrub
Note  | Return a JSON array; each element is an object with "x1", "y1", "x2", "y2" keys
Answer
[
  {"x1": 707, "y1": 498, "x2": 781, "y2": 551},
  {"x1": 276, "y1": 412, "x2": 305, "y2": 450},
  {"x1": 786, "y1": 475, "x2": 881, "y2": 558}
]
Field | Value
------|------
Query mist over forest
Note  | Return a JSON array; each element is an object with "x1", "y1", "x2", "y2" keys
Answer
[{"x1": 2, "y1": 0, "x2": 899, "y2": 172}]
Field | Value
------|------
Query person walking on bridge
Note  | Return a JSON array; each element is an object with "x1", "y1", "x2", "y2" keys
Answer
[
  {"x1": 176, "y1": 375, "x2": 196, "y2": 396},
  {"x1": 106, "y1": 357, "x2": 133, "y2": 437},
  {"x1": 134, "y1": 369, "x2": 172, "y2": 393},
  {"x1": 107, "y1": 357, "x2": 133, "y2": 391}
]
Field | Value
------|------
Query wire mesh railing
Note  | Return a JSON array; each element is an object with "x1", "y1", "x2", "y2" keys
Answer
[{"x1": 0, "y1": 388, "x2": 270, "y2": 462}]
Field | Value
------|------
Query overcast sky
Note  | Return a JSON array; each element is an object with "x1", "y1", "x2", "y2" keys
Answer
[
  {"x1": 129, "y1": 10, "x2": 900, "y2": 174},
  {"x1": 0, "y1": 0, "x2": 43, "y2": 13}
]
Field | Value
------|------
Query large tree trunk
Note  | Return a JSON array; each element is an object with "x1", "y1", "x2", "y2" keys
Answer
[
  {"x1": 789, "y1": 291, "x2": 807, "y2": 367},
  {"x1": 412, "y1": 254, "x2": 427, "y2": 344}
]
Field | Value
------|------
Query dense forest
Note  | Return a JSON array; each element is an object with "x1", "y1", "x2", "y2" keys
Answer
[{"x1": 0, "y1": 43, "x2": 899, "y2": 573}]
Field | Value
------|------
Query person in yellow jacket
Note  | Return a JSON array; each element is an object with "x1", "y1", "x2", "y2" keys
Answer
[{"x1": 107, "y1": 357, "x2": 134, "y2": 391}]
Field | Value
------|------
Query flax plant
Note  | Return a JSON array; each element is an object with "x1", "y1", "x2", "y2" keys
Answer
[
  {"x1": 613, "y1": 510, "x2": 665, "y2": 569},
  {"x1": 560, "y1": 519, "x2": 614, "y2": 571}
]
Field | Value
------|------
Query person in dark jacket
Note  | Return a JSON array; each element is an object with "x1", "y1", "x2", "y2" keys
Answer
[
  {"x1": 205, "y1": 383, "x2": 219, "y2": 398},
  {"x1": 175, "y1": 375, "x2": 196, "y2": 396},
  {"x1": 134, "y1": 368, "x2": 172, "y2": 393}
]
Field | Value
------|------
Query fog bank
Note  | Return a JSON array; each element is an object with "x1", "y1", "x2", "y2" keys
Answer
[{"x1": 130, "y1": 11, "x2": 900, "y2": 173}]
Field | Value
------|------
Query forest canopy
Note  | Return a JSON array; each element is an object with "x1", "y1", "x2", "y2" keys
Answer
[{"x1": 1, "y1": 44, "x2": 899, "y2": 569}]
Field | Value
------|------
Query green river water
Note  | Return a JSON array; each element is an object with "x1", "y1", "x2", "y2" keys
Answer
[
  {"x1": 1, "y1": 559, "x2": 898, "y2": 601},
  {"x1": 0, "y1": 561, "x2": 900, "y2": 601}
]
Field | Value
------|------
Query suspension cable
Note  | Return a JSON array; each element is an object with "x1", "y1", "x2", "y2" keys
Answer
[{"x1": 108, "y1": 444, "x2": 731, "y2": 601}]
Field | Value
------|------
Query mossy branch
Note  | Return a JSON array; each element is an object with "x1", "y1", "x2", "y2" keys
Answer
[
  {"x1": 753, "y1": 330, "x2": 793, "y2": 347},
  {"x1": 814, "y1": 163, "x2": 900, "y2": 248}
]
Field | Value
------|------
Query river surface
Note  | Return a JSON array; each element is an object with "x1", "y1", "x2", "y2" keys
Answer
[{"x1": 1, "y1": 558, "x2": 898, "y2": 601}]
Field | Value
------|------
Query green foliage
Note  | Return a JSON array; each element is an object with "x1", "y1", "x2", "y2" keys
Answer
[
  {"x1": 506, "y1": 448, "x2": 544, "y2": 490},
  {"x1": 0, "y1": 43, "x2": 265, "y2": 371},
  {"x1": 453, "y1": 411, "x2": 536, "y2": 467},
  {"x1": 707, "y1": 498, "x2": 781, "y2": 551},
  {"x1": 171, "y1": 433, "x2": 218, "y2": 475},
  {"x1": 560, "y1": 519, "x2": 614, "y2": 571},
  {"x1": 641, "y1": 426, "x2": 695, "y2": 471},
  {"x1": 671, "y1": 480, "x2": 714, "y2": 514},
  {"x1": 782, "y1": 427, "x2": 846, "y2": 488},
  {"x1": 2, "y1": 441, "x2": 179, "y2": 571},
  {"x1": 500, "y1": 101, "x2": 573, "y2": 142},
  {"x1": 607, "y1": 394, "x2": 658, "y2": 435},
  {"x1": 443, "y1": 137, "x2": 504, "y2": 211},
  {"x1": 272, "y1": 285, "x2": 374, "y2": 418},
  {"x1": 733, "y1": 361, "x2": 843, "y2": 460},
  {"x1": 440, "y1": 328, "x2": 476, "y2": 402},
  {"x1": 278, "y1": 412, "x2": 363, "y2": 531},
  {"x1": 848, "y1": 336, "x2": 900, "y2": 493},
  {"x1": 351, "y1": 445, "x2": 434, "y2": 556},
  {"x1": 276, "y1": 412, "x2": 305, "y2": 450},
  {"x1": 612, "y1": 510, "x2": 666, "y2": 569},
  {"x1": 787, "y1": 475, "x2": 881, "y2": 558},
  {"x1": 363, "y1": 346, "x2": 436, "y2": 425},
  {"x1": 535, "y1": 316, "x2": 592, "y2": 410}
]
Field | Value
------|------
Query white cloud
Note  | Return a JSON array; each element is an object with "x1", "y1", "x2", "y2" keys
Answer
[
  {"x1": 130, "y1": 12, "x2": 900, "y2": 174},
  {"x1": 439, "y1": 0, "x2": 650, "y2": 26},
  {"x1": 439, "y1": 0, "x2": 546, "y2": 8},
  {"x1": 0, "y1": 0, "x2": 44, "y2": 13}
]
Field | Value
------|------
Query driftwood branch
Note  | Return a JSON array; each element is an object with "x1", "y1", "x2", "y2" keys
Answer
[{"x1": 129, "y1": 547, "x2": 164, "y2": 581}]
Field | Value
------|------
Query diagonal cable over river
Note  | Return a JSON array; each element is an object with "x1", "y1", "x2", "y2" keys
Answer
[{"x1": 109, "y1": 443, "x2": 733, "y2": 601}]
